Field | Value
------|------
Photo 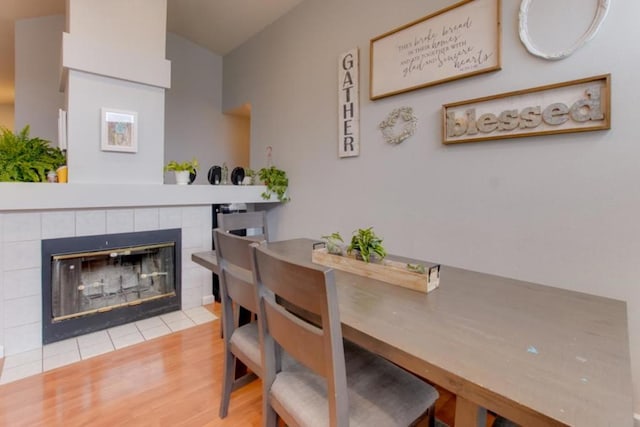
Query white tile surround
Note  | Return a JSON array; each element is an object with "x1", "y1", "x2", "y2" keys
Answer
[
  {"x1": 0, "y1": 306, "x2": 217, "y2": 384},
  {"x1": 0, "y1": 205, "x2": 214, "y2": 358}
]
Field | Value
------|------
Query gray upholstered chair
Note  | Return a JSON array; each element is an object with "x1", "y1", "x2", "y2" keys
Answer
[
  {"x1": 215, "y1": 210, "x2": 268, "y2": 338},
  {"x1": 217, "y1": 210, "x2": 269, "y2": 242},
  {"x1": 251, "y1": 243, "x2": 439, "y2": 427},
  {"x1": 213, "y1": 229, "x2": 263, "y2": 418}
]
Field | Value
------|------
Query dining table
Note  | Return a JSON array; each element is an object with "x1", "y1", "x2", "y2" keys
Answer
[{"x1": 192, "y1": 238, "x2": 633, "y2": 426}]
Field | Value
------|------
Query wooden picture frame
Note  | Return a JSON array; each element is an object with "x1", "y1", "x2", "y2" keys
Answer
[
  {"x1": 442, "y1": 74, "x2": 611, "y2": 144},
  {"x1": 101, "y1": 108, "x2": 138, "y2": 153},
  {"x1": 370, "y1": 0, "x2": 501, "y2": 100}
]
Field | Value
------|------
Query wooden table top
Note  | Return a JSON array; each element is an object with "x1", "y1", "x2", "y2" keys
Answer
[{"x1": 192, "y1": 238, "x2": 633, "y2": 426}]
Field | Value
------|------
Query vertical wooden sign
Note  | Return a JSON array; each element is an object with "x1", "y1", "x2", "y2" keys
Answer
[{"x1": 338, "y1": 48, "x2": 360, "y2": 158}]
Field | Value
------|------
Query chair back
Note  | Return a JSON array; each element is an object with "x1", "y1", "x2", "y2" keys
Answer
[
  {"x1": 252, "y1": 244, "x2": 349, "y2": 425},
  {"x1": 214, "y1": 229, "x2": 259, "y2": 325},
  {"x1": 217, "y1": 211, "x2": 269, "y2": 241}
]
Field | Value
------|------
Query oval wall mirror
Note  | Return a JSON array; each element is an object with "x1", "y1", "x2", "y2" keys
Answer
[{"x1": 518, "y1": 0, "x2": 610, "y2": 60}]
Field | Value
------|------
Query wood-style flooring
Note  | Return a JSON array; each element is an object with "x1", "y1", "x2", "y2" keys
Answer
[{"x1": 0, "y1": 304, "x2": 463, "y2": 426}]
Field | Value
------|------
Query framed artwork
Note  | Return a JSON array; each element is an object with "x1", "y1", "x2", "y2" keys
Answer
[
  {"x1": 101, "y1": 108, "x2": 138, "y2": 153},
  {"x1": 370, "y1": 0, "x2": 501, "y2": 100},
  {"x1": 442, "y1": 74, "x2": 611, "y2": 144}
]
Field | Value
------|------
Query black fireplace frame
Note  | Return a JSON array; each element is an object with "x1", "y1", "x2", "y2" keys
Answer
[{"x1": 41, "y1": 229, "x2": 182, "y2": 344}]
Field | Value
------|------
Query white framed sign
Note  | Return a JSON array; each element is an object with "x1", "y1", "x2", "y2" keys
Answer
[
  {"x1": 370, "y1": 0, "x2": 501, "y2": 100},
  {"x1": 101, "y1": 108, "x2": 138, "y2": 153},
  {"x1": 338, "y1": 48, "x2": 360, "y2": 158}
]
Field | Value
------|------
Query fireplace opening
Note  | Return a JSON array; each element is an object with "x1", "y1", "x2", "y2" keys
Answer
[{"x1": 42, "y1": 229, "x2": 181, "y2": 344}]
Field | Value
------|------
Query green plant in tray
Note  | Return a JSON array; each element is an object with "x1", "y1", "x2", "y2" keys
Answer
[
  {"x1": 407, "y1": 263, "x2": 427, "y2": 274},
  {"x1": 0, "y1": 126, "x2": 65, "y2": 182},
  {"x1": 347, "y1": 227, "x2": 387, "y2": 263},
  {"x1": 321, "y1": 232, "x2": 344, "y2": 255}
]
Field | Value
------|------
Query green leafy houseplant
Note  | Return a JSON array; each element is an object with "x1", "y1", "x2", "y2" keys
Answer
[
  {"x1": 0, "y1": 126, "x2": 65, "y2": 182},
  {"x1": 164, "y1": 158, "x2": 199, "y2": 174},
  {"x1": 258, "y1": 166, "x2": 290, "y2": 202},
  {"x1": 321, "y1": 232, "x2": 344, "y2": 255},
  {"x1": 347, "y1": 227, "x2": 387, "y2": 263}
]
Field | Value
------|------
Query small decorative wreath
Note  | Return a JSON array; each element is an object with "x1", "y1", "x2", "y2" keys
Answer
[{"x1": 379, "y1": 107, "x2": 417, "y2": 145}]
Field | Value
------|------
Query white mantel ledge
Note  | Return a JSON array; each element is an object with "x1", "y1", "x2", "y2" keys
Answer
[{"x1": 0, "y1": 183, "x2": 277, "y2": 211}]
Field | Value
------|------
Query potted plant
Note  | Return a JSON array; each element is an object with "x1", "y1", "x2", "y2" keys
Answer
[
  {"x1": 258, "y1": 166, "x2": 290, "y2": 202},
  {"x1": 0, "y1": 126, "x2": 66, "y2": 182},
  {"x1": 321, "y1": 232, "x2": 345, "y2": 255},
  {"x1": 243, "y1": 168, "x2": 257, "y2": 185},
  {"x1": 164, "y1": 158, "x2": 199, "y2": 185},
  {"x1": 347, "y1": 227, "x2": 387, "y2": 263}
]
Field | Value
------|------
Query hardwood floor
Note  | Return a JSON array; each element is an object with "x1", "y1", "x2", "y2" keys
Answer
[{"x1": 0, "y1": 305, "x2": 465, "y2": 426}]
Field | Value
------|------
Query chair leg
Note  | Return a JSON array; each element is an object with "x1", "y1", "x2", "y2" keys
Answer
[
  {"x1": 412, "y1": 403, "x2": 436, "y2": 427},
  {"x1": 263, "y1": 397, "x2": 278, "y2": 427},
  {"x1": 219, "y1": 350, "x2": 236, "y2": 418}
]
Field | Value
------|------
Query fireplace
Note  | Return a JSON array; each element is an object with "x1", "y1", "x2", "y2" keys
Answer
[{"x1": 41, "y1": 229, "x2": 182, "y2": 344}]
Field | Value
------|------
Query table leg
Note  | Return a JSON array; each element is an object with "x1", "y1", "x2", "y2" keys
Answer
[{"x1": 455, "y1": 396, "x2": 487, "y2": 427}]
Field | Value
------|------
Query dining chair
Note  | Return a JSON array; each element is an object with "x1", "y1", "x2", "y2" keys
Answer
[
  {"x1": 251, "y1": 244, "x2": 439, "y2": 427},
  {"x1": 215, "y1": 210, "x2": 269, "y2": 338},
  {"x1": 217, "y1": 210, "x2": 269, "y2": 241},
  {"x1": 213, "y1": 229, "x2": 263, "y2": 418}
]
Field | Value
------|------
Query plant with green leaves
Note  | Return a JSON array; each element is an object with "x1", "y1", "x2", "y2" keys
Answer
[
  {"x1": 407, "y1": 263, "x2": 427, "y2": 274},
  {"x1": 0, "y1": 126, "x2": 66, "y2": 182},
  {"x1": 347, "y1": 227, "x2": 387, "y2": 263},
  {"x1": 258, "y1": 166, "x2": 290, "y2": 203},
  {"x1": 321, "y1": 232, "x2": 344, "y2": 255},
  {"x1": 164, "y1": 158, "x2": 199, "y2": 174}
]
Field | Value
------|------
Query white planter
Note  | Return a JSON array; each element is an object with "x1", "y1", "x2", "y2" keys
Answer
[{"x1": 174, "y1": 171, "x2": 190, "y2": 185}]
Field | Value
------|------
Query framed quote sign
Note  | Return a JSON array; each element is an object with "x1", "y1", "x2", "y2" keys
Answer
[
  {"x1": 370, "y1": 0, "x2": 501, "y2": 100},
  {"x1": 442, "y1": 74, "x2": 611, "y2": 144}
]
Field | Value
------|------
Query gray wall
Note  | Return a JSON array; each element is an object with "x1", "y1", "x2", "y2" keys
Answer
[
  {"x1": 14, "y1": 15, "x2": 65, "y2": 144},
  {"x1": 223, "y1": 0, "x2": 640, "y2": 411},
  {"x1": 164, "y1": 33, "x2": 249, "y2": 185}
]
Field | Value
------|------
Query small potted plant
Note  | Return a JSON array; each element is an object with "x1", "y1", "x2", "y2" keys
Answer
[
  {"x1": 164, "y1": 158, "x2": 199, "y2": 185},
  {"x1": 243, "y1": 168, "x2": 257, "y2": 185},
  {"x1": 321, "y1": 232, "x2": 345, "y2": 255},
  {"x1": 347, "y1": 227, "x2": 387, "y2": 263},
  {"x1": 258, "y1": 166, "x2": 290, "y2": 202}
]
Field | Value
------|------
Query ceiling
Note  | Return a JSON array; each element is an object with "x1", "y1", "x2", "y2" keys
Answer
[{"x1": 0, "y1": 0, "x2": 303, "y2": 105}]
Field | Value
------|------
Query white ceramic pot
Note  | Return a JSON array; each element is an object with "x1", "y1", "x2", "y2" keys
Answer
[{"x1": 175, "y1": 170, "x2": 190, "y2": 185}]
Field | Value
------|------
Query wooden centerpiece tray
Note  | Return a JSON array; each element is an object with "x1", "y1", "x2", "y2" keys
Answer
[{"x1": 311, "y1": 244, "x2": 440, "y2": 294}]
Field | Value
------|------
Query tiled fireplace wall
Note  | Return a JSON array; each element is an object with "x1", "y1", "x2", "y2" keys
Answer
[{"x1": 0, "y1": 205, "x2": 213, "y2": 357}]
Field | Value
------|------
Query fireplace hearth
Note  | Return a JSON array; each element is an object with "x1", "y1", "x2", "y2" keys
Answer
[{"x1": 42, "y1": 229, "x2": 182, "y2": 344}]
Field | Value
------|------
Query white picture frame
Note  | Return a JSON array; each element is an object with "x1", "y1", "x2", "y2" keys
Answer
[
  {"x1": 370, "y1": 0, "x2": 501, "y2": 100},
  {"x1": 101, "y1": 108, "x2": 138, "y2": 153}
]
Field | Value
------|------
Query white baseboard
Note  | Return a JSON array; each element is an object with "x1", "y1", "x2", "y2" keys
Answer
[
  {"x1": 0, "y1": 345, "x2": 4, "y2": 358},
  {"x1": 201, "y1": 295, "x2": 215, "y2": 305},
  {"x1": 634, "y1": 412, "x2": 640, "y2": 427}
]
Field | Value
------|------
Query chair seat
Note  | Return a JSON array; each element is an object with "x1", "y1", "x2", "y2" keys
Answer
[
  {"x1": 270, "y1": 341, "x2": 438, "y2": 427},
  {"x1": 229, "y1": 322, "x2": 298, "y2": 372},
  {"x1": 229, "y1": 322, "x2": 261, "y2": 368}
]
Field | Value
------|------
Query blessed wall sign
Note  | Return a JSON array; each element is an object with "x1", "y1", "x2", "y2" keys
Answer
[{"x1": 442, "y1": 74, "x2": 610, "y2": 144}]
